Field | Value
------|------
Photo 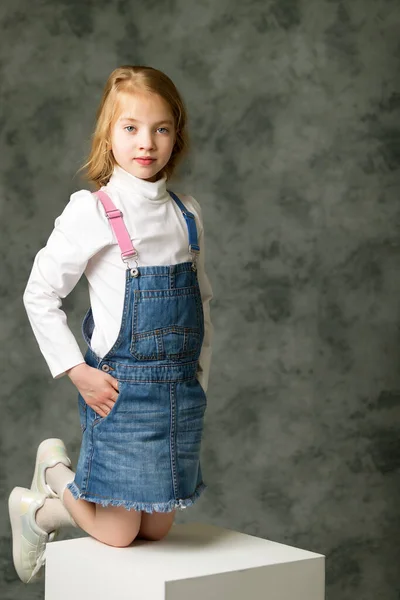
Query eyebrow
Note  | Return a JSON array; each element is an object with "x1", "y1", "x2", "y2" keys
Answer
[{"x1": 119, "y1": 117, "x2": 174, "y2": 126}]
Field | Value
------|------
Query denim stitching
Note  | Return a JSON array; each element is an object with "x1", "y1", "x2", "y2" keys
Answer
[
  {"x1": 131, "y1": 287, "x2": 202, "y2": 360},
  {"x1": 170, "y1": 382, "x2": 178, "y2": 500}
]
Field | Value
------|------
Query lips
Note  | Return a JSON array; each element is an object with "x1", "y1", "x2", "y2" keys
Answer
[{"x1": 135, "y1": 158, "x2": 155, "y2": 166}]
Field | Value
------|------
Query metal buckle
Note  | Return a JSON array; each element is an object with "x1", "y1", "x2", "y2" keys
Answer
[
  {"x1": 122, "y1": 251, "x2": 139, "y2": 275},
  {"x1": 106, "y1": 209, "x2": 123, "y2": 220},
  {"x1": 189, "y1": 245, "x2": 199, "y2": 272}
]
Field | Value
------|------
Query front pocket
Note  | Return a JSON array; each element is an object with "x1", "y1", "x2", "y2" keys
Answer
[{"x1": 131, "y1": 286, "x2": 203, "y2": 361}]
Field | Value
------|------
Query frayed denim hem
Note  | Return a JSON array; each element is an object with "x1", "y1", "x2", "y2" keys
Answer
[{"x1": 66, "y1": 480, "x2": 207, "y2": 513}]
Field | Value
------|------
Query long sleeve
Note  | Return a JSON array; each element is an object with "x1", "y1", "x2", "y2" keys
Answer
[
  {"x1": 191, "y1": 198, "x2": 214, "y2": 394},
  {"x1": 23, "y1": 184, "x2": 214, "y2": 387},
  {"x1": 23, "y1": 190, "x2": 112, "y2": 379}
]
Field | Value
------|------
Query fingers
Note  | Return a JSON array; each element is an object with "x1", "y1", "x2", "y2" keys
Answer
[
  {"x1": 108, "y1": 375, "x2": 119, "y2": 392},
  {"x1": 96, "y1": 406, "x2": 107, "y2": 417},
  {"x1": 80, "y1": 373, "x2": 120, "y2": 418},
  {"x1": 96, "y1": 393, "x2": 118, "y2": 417},
  {"x1": 96, "y1": 377, "x2": 119, "y2": 416},
  {"x1": 96, "y1": 402, "x2": 112, "y2": 417}
]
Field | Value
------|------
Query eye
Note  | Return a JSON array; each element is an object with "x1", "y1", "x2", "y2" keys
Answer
[{"x1": 123, "y1": 125, "x2": 170, "y2": 134}]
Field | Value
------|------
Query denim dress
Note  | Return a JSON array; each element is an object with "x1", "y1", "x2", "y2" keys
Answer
[{"x1": 66, "y1": 189, "x2": 208, "y2": 513}]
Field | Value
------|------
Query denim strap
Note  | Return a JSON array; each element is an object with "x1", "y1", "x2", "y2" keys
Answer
[
  {"x1": 167, "y1": 190, "x2": 200, "y2": 254},
  {"x1": 94, "y1": 189, "x2": 200, "y2": 264}
]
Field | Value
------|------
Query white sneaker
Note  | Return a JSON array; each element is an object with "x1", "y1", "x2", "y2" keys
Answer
[
  {"x1": 8, "y1": 486, "x2": 57, "y2": 584},
  {"x1": 30, "y1": 438, "x2": 72, "y2": 498}
]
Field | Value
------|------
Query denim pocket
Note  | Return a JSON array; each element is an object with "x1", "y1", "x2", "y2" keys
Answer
[
  {"x1": 77, "y1": 394, "x2": 87, "y2": 434},
  {"x1": 131, "y1": 286, "x2": 203, "y2": 361}
]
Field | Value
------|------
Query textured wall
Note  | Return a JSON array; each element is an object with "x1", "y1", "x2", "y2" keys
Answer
[{"x1": 1, "y1": 1, "x2": 399, "y2": 598}]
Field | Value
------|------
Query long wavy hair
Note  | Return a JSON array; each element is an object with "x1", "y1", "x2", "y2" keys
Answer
[{"x1": 77, "y1": 65, "x2": 190, "y2": 189}]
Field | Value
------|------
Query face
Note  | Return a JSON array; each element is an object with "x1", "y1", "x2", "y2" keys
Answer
[{"x1": 110, "y1": 91, "x2": 176, "y2": 182}]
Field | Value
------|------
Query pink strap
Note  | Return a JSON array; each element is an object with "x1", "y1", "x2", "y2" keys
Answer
[{"x1": 93, "y1": 191, "x2": 137, "y2": 260}]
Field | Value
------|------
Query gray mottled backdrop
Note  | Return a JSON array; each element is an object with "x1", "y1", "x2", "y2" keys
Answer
[{"x1": 1, "y1": 0, "x2": 399, "y2": 598}]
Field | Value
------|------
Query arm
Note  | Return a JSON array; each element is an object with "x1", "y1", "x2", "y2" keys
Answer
[{"x1": 23, "y1": 190, "x2": 111, "y2": 379}]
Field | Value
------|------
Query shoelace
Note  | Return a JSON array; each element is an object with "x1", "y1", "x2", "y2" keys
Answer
[{"x1": 28, "y1": 546, "x2": 47, "y2": 582}]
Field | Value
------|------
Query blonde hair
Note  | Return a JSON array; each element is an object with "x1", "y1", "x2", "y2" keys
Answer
[{"x1": 78, "y1": 65, "x2": 190, "y2": 189}]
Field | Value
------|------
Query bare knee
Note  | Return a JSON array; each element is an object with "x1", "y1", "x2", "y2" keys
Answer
[
  {"x1": 139, "y1": 528, "x2": 166, "y2": 542},
  {"x1": 138, "y1": 509, "x2": 176, "y2": 541},
  {"x1": 93, "y1": 505, "x2": 141, "y2": 547},
  {"x1": 140, "y1": 531, "x2": 167, "y2": 542},
  {"x1": 102, "y1": 531, "x2": 138, "y2": 547},
  {"x1": 96, "y1": 522, "x2": 140, "y2": 547}
]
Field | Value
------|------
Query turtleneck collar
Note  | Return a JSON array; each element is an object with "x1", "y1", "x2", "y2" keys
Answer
[{"x1": 107, "y1": 164, "x2": 169, "y2": 202}]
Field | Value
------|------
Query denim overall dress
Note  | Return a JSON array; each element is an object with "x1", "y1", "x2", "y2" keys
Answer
[{"x1": 66, "y1": 189, "x2": 207, "y2": 513}]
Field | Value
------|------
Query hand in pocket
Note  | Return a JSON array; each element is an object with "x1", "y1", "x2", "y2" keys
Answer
[{"x1": 67, "y1": 363, "x2": 119, "y2": 417}]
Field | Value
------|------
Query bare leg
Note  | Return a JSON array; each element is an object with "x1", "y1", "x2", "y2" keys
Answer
[
  {"x1": 137, "y1": 509, "x2": 176, "y2": 541},
  {"x1": 45, "y1": 464, "x2": 141, "y2": 547},
  {"x1": 62, "y1": 488, "x2": 142, "y2": 547},
  {"x1": 45, "y1": 464, "x2": 174, "y2": 546}
]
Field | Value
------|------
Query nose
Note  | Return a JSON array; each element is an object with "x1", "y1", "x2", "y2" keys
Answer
[{"x1": 137, "y1": 128, "x2": 155, "y2": 150}]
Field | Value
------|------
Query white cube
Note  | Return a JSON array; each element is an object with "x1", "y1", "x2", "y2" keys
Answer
[{"x1": 45, "y1": 521, "x2": 325, "y2": 600}]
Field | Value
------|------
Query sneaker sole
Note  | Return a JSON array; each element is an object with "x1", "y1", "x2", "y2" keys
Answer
[
  {"x1": 8, "y1": 486, "x2": 44, "y2": 583},
  {"x1": 8, "y1": 487, "x2": 24, "y2": 581}
]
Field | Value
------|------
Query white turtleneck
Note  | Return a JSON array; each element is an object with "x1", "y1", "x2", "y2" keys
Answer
[{"x1": 23, "y1": 165, "x2": 213, "y2": 392}]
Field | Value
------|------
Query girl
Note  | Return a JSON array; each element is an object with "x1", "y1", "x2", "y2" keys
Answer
[{"x1": 8, "y1": 65, "x2": 213, "y2": 584}]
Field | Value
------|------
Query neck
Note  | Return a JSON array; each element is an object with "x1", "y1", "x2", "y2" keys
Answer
[{"x1": 107, "y1": 164, "x2": 168, "y2": 202}]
